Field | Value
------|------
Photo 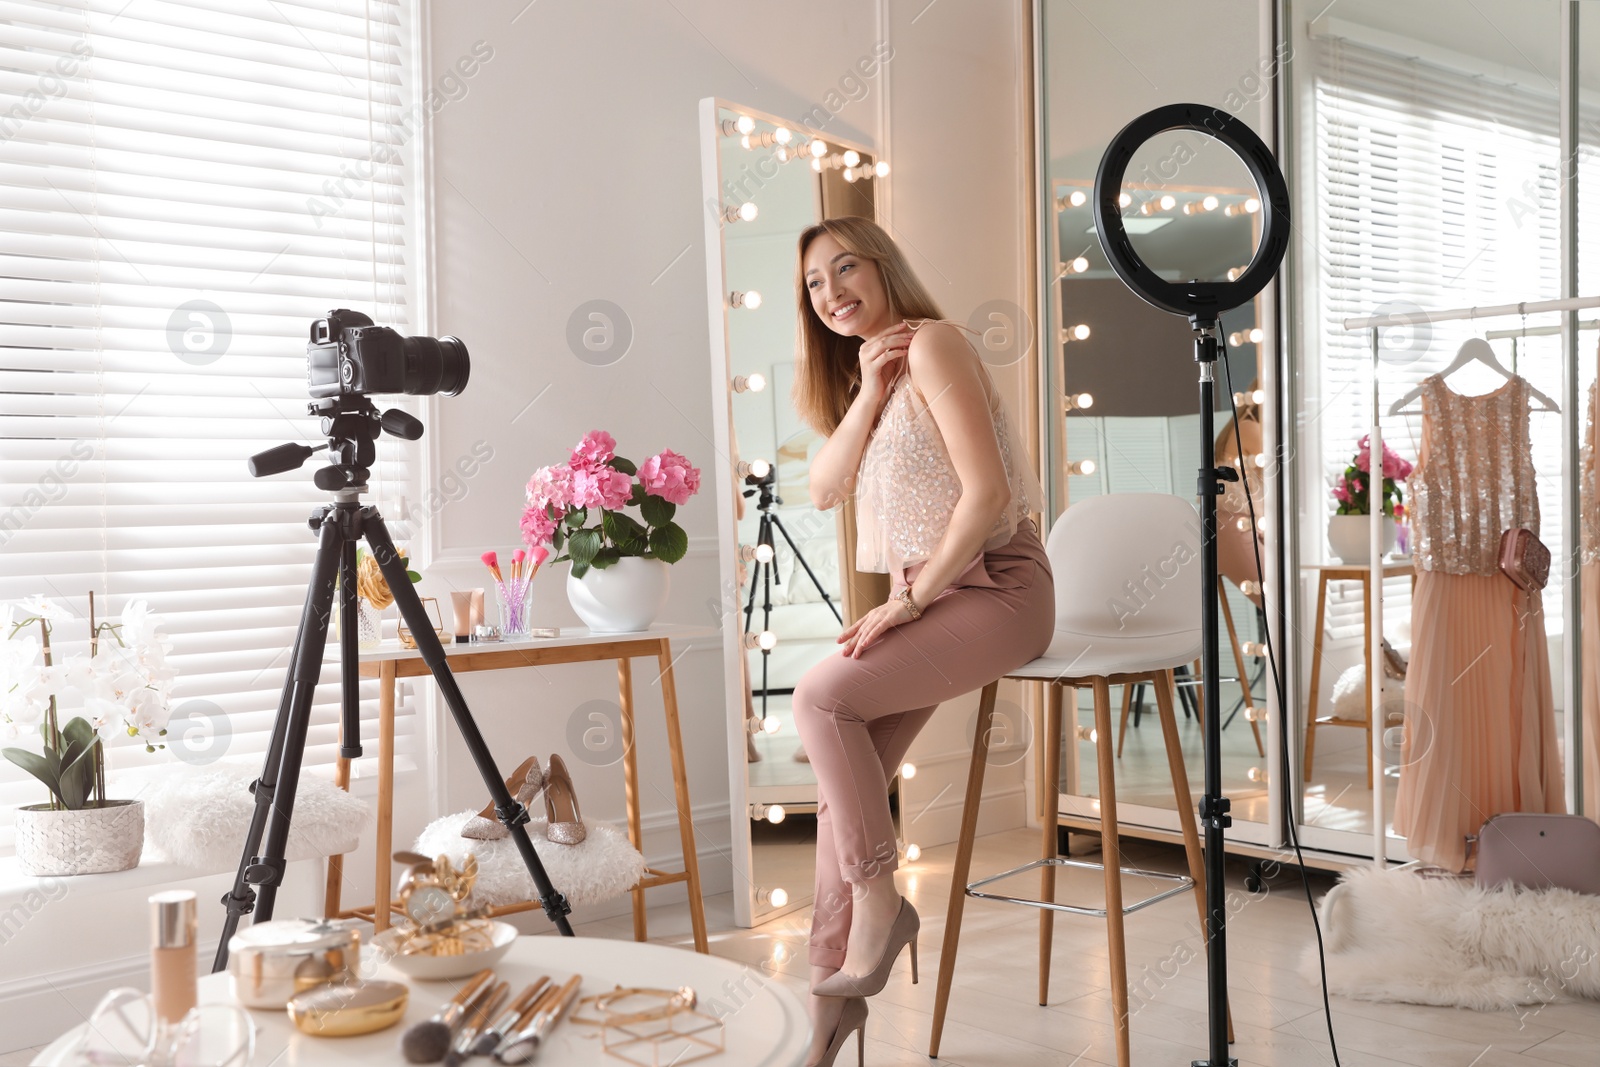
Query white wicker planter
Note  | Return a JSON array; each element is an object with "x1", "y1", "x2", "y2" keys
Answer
[{"x1": 14, "y1": 799, "x2": 144, "y2": 876}]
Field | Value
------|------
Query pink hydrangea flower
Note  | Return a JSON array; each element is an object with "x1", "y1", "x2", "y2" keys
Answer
[
  {"x1": 639, "y1": 449, "x2": 701, "y2": 506},
  {"x1": 526, "y1": 464, "x2": 574, "y2": 510},
  {"x1": 520, "y1": 504, "x2": 558, "y2": 548},
  {"x1": 1332, "y1": 479, "x2": 1352, "y2": 506},
  {"x1": 571, "y1": 430, "x2": 616, "y2": 466},
  {"x1": 569, "y1": 464, "x2": 633, "y2": 510}
]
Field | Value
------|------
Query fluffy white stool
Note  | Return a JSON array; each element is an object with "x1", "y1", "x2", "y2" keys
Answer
[
  {"x1": 143, "y1": 766, "x2": 366, "y2": 870},
  {"x1": 413, "y1": 811, "x2": 646, "y2": 910}
]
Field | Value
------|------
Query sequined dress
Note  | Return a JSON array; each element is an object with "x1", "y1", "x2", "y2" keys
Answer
[
  {"x1": 1392, "y1": 373, "x2": 1564, "y2": 871},
  {"x1": 1581, "y1": 378, "x2": 1600, "y2": 824},
  {"x1": 854, "y1": 346, "x2": 1045, "y2": 588}
]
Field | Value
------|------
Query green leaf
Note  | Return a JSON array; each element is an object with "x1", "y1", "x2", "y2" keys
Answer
[
  {"x1": 406, "y1": 570, "x2": 422, "y2": 584},
  {"x1": 568, "y1": 528, "x2": 602, "y2": 567},
  {"x1": 3, "y1": 747, "x2": 60, "y2": 794},
  {"x1": 628, "y1": 483, "x2": 646, "y2": 507},
  {"x1": 570, "y1": 561, "x2": 590, "y2": 580},
  {"x1": 648, "y1": 521, "x2": 689, "y2": 564},
  {"x1": 607, "y1": 456, "x2": 638, "y2": 476},
  {"x1": 604, "y1": 510, "x2": 648, "y2": 548},
  {"x1": 551, "y1": 526, "x2": 566, "y2": 551},
  {"x1": 592, "y1": 546, "x2": 622, "y2": 569},
  {"x1": 639, "y1": 494, "x2": 675, "y2": 527},
  {"x1": 565, "y1": 507, "x2": 588, "y2": 529},
  {"x1": 61, "y1": 716, "x2": 95, "y2": 751}
]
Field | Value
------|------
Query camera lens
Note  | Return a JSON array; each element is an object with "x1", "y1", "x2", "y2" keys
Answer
[{"x1": 399, "y1": 335, "x2": 470, "y2": 397}]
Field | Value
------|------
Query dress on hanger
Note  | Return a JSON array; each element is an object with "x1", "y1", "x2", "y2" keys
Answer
[
  {"x1": 1581, "y1": 377, "x2": 1600, "y2": 825},
  {"x1": 1393, "y1": 373, "x2": 1564, "y2": 871}
]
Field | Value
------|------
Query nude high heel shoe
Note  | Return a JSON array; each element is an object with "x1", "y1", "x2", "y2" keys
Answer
[
  {"x1": 543, "y1": 753, "x2": 586, "y2": 845},
  {"x1": 811, "y1": 896, "x2": 919, "y2": 998},
  {"x1": 805, "y1": 997, "x2": 867, "y2": 1067},
  {"x1": 460, "y1": 756, "x2": 544, "y2": 840}
]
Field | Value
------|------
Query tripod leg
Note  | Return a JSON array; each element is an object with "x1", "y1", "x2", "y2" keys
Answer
[
  {"x1": 363, "y1": 510, "x2": 575, "y2": 936},
  {"x1": 769, "y1": 513, "x2": 843, "y2": 624},
  {"x1": 214, "y1": 511, "x2": 342, "y2": 970}
]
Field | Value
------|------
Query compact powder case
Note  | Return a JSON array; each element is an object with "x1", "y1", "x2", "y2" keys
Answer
[
  {"x1": 287, "y1": 979, "x2": 409, "y2": 1037},
  {"x1": 226, "y1": 918, "x2": 360, "y2": 1009}
]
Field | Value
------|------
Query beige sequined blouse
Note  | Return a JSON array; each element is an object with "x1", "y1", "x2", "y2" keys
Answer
[
  {"x1": 854, "y1": 359, "x2": 1044, "y2": 576},
  {"x1": 1410, "y1": 373, "x2": 1540, "y2": 576}
]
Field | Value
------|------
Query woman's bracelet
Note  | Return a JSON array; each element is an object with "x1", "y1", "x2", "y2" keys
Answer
[{"x1": 894, "y1": 585, "x2": 922, "y2": 620}]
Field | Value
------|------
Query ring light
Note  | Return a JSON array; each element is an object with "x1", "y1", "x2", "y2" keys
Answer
[{"x1": 1092, "y1": 102, "x2": 1290, "y2": 321}]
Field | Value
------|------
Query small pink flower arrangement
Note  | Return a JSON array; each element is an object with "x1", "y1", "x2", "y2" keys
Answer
[
  {"x1": 1332, "y1": 433, "x2": 1414, "y2": 517},
  {"x1": 522, "y1": 430, "x2": 702, "y2": 578}
]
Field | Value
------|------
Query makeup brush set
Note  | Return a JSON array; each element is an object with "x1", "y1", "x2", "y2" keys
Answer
[{"x1": 401, "y1": 968, "x2": 584, "y2": 1065}]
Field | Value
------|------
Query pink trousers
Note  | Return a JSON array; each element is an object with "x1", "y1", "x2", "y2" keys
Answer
[{"x1": 791, "y1": 517, "x2": 1055, "y2": 972}]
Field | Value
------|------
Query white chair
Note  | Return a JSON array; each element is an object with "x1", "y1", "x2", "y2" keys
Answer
[{"x1": 928, "y1": 493, "x2": 1231, "y2": 1067}]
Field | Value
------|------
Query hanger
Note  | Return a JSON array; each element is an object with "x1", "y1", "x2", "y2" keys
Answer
[{"x1": 1387, "y1": 336, "x2": 1559, "y2": 415}]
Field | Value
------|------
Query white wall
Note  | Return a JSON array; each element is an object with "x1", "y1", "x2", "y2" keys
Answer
[{"x1": 0, "y1": 0, "x2": 1039, "y2": 1047}]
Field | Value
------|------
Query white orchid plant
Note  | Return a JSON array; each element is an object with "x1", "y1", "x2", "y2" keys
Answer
[{"x1": 1, "y1": 596, "x2": 175, "y2": 811}]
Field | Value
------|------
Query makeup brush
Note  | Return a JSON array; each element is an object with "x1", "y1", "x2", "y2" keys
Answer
[
  {"x1": 481, "y1": 550, "x2": 504, "y2": 584},
  {"x1": 511, "y1": 548, "x2": 527, "y2": 585},
  {"x1": 400, "y1": 969, "x2": 493, "y2": 1064},
  {"x1": 494, "y1": 974, "x2": 582, "y2": 1065},
  {"x1": 445, "y1": 979, "x2": 509, "y2": 1067},
  {"x1": 529, "y1": 546, "x2": 549, "y2": 578},
  {"x1": 472, "y1": 978, "x2": 549, "y2": 1057}
]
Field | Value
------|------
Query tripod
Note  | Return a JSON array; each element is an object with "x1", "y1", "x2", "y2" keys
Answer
[
  {"x1": 213, "y1": 393, "x2": 573, "y2": 971},
  {"x1": 741, "y1": 471, "x2": 842, "y2": 721}
]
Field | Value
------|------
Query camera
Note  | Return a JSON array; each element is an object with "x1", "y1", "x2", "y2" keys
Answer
[{"x1": 307, "y1": 309, "x2": 470, "y2": 399}]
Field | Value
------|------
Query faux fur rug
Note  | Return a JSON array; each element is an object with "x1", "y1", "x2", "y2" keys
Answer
[
  {"x1": 413, "y1": 810, "x2": 647, "y2": 909},
  {"x1": 143, "y1": 766, "x2": 367, "y2": 870},
  {"x1": 1308, "y1": 867, "x2": 1600, "y2": 1008}
]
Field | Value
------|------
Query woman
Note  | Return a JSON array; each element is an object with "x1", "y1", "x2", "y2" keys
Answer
[{"x1": 789, "y1": 216, "x2": 1056, "y2": 1067}]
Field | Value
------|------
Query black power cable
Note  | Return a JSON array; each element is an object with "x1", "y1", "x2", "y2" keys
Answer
[{"x1": 1218, "y1": 330, "x2": 1343, "y2": 1066}]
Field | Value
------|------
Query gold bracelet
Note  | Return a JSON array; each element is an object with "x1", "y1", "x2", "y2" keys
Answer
[{"x1": 894, "y1": 585, "x2": 922, "y2": 620}]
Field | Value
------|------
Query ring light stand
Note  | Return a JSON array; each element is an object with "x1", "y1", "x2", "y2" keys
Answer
[{"x1": 1092, "y1": 103, "x2": 1291, "y2": 1067}]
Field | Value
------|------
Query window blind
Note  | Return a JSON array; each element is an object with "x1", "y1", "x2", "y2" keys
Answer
[
  {"x1": 1305, "y1": 30, "x2": 1596, "y2": 642},
  {"x1": 0, "y1": 0, "x2": 422, "y2": 848}
]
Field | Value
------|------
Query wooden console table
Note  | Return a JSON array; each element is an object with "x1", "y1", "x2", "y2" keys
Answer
[
  {"x1": 322, "y1": 622, "x2": 717, "y2": 953},
  {"x1": 1302, "y1": 561, "x2": 1414, "y2": 789}
]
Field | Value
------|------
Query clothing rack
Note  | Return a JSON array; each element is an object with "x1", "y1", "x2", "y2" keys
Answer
[{"x1": 1339, "y1": 294, "x2": 1600, "y2": 866}]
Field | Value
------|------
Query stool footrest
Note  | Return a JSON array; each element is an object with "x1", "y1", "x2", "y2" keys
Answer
[{"x1": 965, "y1": 857, "x2": 1194, "y2": 918}]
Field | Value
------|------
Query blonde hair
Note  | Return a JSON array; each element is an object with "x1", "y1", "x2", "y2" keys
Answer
[{"x1": 793, "y1": 217, "x2": 945, "y2": 436}]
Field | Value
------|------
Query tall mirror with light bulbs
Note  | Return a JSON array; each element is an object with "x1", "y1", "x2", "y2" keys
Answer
[
  {"x1": 699, "y1": 98, "x2": 888, "y2": 927},
  {"x1": 1038, "y1": 2, "x2": 1280, "y2": 850}
]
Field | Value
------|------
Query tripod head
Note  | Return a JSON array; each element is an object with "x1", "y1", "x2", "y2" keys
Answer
[
  {"x1": 248, "y1": 394, "x2": 423, "y2": 492},
  {"x1": 741, "y1": 467, "x2": 781, "y2": 513}
]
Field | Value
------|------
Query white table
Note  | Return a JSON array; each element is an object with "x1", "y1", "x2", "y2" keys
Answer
[{"x1": 35, "y1": 935, "x2": 809, "y2": 1067}]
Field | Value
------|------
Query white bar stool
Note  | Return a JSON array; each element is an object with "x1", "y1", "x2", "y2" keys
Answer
[{"x1": 927, "y1": 493, "x2": 1232, "y2": 1067}]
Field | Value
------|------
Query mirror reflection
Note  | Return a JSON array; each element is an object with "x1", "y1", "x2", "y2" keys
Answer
[{"x1": 707, "y1": 103, "x2": 882, "y2": 924}]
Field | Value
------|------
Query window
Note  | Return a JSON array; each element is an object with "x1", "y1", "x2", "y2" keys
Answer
[{"x1": 0, "y1": 0, "x2": 424, "y2": 849}]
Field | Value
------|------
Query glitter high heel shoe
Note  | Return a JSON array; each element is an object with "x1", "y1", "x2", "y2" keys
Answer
[
  {"x1": 543, "y1": 753, "x2": 586, "y2": 845},
  {"x1": 459, "y1": 756, "x2": 543, "y2": 840},
  {"x1": 811, "y1": 896, "x2": 919, "y2": 998},
  {"x1": 805, "y1": 997, "x2": 867, "y2": 1067}
]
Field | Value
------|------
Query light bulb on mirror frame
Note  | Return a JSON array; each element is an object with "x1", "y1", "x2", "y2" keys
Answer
[
  {"x1": 762, "y1": 714, "x2": 781, "y2": 733},
  {"x1": 1075, "y1": 724, "x2": 1099, "y2": 744},
  {"x1": 1158, "y1": 194, "x2": 1176, "y2": 211},
  {"x1": 766, "y1": 803, "x2": 786, "y2": 824},
  {"x1": 842, "y1": 167, "x2": 858, "y2": 183},
  {"x1": 742, "y1": 629, "x2": 778, "y2": 651},
  {"x1": 1251, "y1": 388, "x2": 1266, "y2": 405},
  {"x1": 810, "y1": 157, "x2": 823, "y2": 172},
  {"x1": 903, "y1": 842, "x2": 921, "y2": 862},
  {"x1": 729, "y1": 290, "x2": 762, "y2": 310},
  {"x1": 1245, "y1": 197, "x2": 1261, "y2": 213},
  {"x1": 735, "y1": 114, "x2": 755, "y2": 135},
  {"x1": 1238, "y1": 579, "x2": 1262, "y2": 597},
  {"x1": 1070, "y1": 255, "x2": 1090, "y2": 274},
  {"x1": 842, "y1": 149, "x2": 860, "y2": 167},
  {"x1": 1059, "y1": 323, "x2": 1091, "y2": 343},
  {"x1": 724, "y1": 201, "x2": 759, "y2": 223},
  {"x1": 1241, "y1": 641, "x2": 1268, "y2": 658},
  {"x1": 1063, "y1": 392, "x2": 1095, "y2": 412},
  {"x1": 740, "y1": 134, "x2": 751, "y2": 149},
  {"x1": 739, "y1": 542, "x2": 775, "y2": 563},
  {"x1": 1253, "y1": 453, "x2": 1268, "y2": 468},
  {"x1": 1069, "y1": 189, "x2": 1088, "y2": 207},
  {"x1": 1068, "y1": 458, "x2": 1097, "y2": 477},
  {"x1": 1246, "y1": 766, "x2": 1266, "y2": 783},
  {"x1": 1117, "y1": 191, "x2": 1132, "y2": 208},
  {"x1": 899, "y1": 762, "x2": 917, "y2": 780},
  {"x1": 810, "y1": 139, "x2": 828, "y2": 158},
  {"x1": 1243, "y1": 707, "x2": 1265, "y2": 723},
  {"x1": 774, "y1": 126, "x2": 792, "y2": 145},
  {"x1": 758, "y1": 886, "x2": 789, "y2": 908},
  {"x1": 874, "y1": 160, "x2": 890, "y2": 177},
  {"x1": 1248, "y1": 327, "x2": 1264, "y2": 344},
  {"x1": 1235, "y1": 516, "x2": 1253, "y2": 532},
  {"x1": 732, "y1": 372, "x2": 767, "y2": 394},
  {"x1": 737, "y1": 458, "x2": 771, "y2": 479}
]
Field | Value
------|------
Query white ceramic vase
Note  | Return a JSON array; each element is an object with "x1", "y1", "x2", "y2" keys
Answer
[
  {"x1": 566, "y1": 556, "x2": 670, "y2": 633},
  {"x1": 14, "y1": 799, "x2": 144, "y2": 876},
  {"x1": 1328, "y1": 513, "x2": 1396, "y2": 564}
]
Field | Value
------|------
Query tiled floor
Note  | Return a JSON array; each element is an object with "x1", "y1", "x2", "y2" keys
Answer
[{"x1": 7, "y1": 827, "x2": 1596, "y2": 1066}]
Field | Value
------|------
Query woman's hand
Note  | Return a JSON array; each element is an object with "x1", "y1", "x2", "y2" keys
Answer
[
  {"x1": 838, "y1": 594, "x2": 917, "y2": 658},
  {"x1": 855, "y1": 322, "x2": 915, "y2": 409}
]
